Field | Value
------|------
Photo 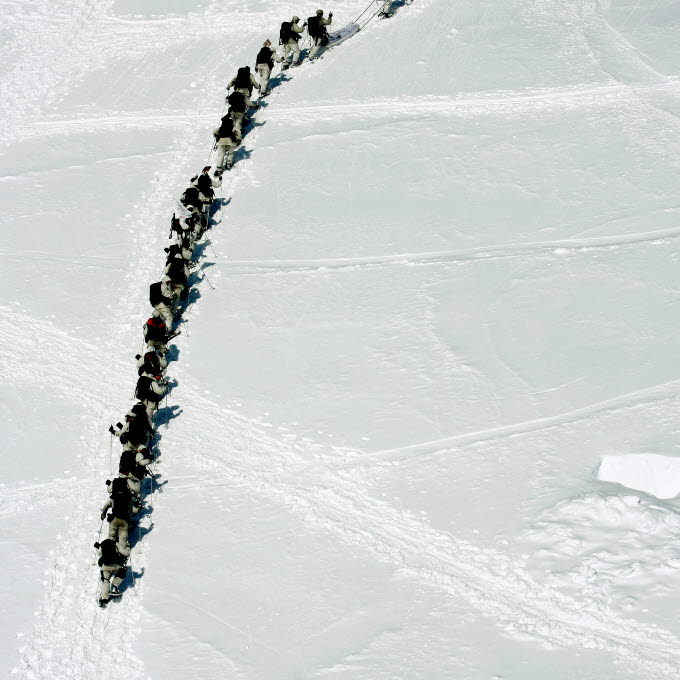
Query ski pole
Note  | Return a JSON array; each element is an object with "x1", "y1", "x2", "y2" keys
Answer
[
  {"x1": 92, "y1": 519, "x2": 105, "y2": 565},
  {"x1": 209, "y1": 242, "x2": 217, "y2": 258},
  {"x1": 200, "y1": 265, "x2": 216, "y2": 290},
  {"x1": 109, "y1": 433, "x2": 113, "y2": 474}
]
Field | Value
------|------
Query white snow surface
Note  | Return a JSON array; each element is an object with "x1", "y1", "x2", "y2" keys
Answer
[
  {"x1": 598, "y1": 453, "x2": 680, "y2": 499},
  {"x1": 2, "y1": 0, "x2": 680, "y2": 678}
]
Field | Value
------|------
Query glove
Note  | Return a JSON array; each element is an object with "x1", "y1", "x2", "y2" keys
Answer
[
  {"x1": 101, "y1": 510, "x2": 107, "y2": 520},
  {"x1": 108, "y1": 425, "x2": 115, "y2": 435},
  {"x1": 329, "y1": 12, "x2": 333, "y2": 17}
]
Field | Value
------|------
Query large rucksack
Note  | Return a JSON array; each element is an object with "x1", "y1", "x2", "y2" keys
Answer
[
  {"x1": 167, "y1": 258, "x2": 187, "y2": 286},
  {"x1": 149, "y1": 281, "x2": 171, "y2": 307},
  {"x1": 110, "y1": 477, "x2": 132, "y2": 506},
  {"x1": 233, "y1": 67, "x2": 253, "y2": 92},
  {"x1": 227, "y1": 91, "x2": 247, "y2": 113},
  {"x1": 182, "y1": 187, "x2": 202, "y2": 209},
  {"x1": 256, "y1": 46, "x2": 274, "y2": 69},
  {"x1": 135, "y1": 375, "x2": 153, "y2": 401},
  {"x1": 216, "y1": 115, "x2": 237, "y2": 140},
  {"x1": 98, "y1": 538, "x2": 123, "y2": 566},
  {"x1": 126, "y1": 417, "x2": 151, "y2": 446},
  {"x1": 196, "y1": 173, "x2": 214, "y2": 197},
  {"x1": 144, "y1": 316, "x2": 166, "y2": 343},
  {"x1": 279, "y1": 21, "x2": 293, "y2": 44},
  {"x1": 119, "y1": 449, "x2": 138, "y2": 476},
  {"x1": 307, "y1": 15, "x2": 321, "y2": 37}
]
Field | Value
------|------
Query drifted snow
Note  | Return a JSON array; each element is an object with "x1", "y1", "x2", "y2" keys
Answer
[{"x1": 598, "y1": 454, "x2": 680, "y2": 499}]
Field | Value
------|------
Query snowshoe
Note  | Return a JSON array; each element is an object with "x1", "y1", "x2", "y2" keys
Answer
[
  {"x1": 110, "y1": 586, "x2": 122, "y2": 598},
  {"x1": 98, "y1": 598, "x2": 108, "y2": 608}
]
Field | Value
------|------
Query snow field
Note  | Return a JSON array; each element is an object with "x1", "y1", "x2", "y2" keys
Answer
[{"x1": 2, "y1": 0, "x2": 680, "y2": 678}]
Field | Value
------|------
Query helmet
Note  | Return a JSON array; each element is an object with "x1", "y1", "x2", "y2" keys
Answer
[
  {"x1": 292, "y1": 15, "x2": 299, "y2": 21},
  {"x1": 316, "y1": 9, "x2": 323, "y2": 15}
]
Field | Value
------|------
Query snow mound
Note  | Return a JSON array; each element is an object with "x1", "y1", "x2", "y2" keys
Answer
[
  {"x1": 522, "y1": 493, "x2": 680, "y2": 613},
  {"x1": 598, "y1": 454, "x2": 680, "y2": 499}
]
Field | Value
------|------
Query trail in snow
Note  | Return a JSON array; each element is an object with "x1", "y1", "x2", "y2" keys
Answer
[
  {"x1": 155, "y1": 383, "x2": 680, "y2": 679},
  {"x1": 213, "y1": 224, "x2": 680, "y2": 275},
  {"x1": 11, "y1": 1, "x2": 395, "y2": 677}
]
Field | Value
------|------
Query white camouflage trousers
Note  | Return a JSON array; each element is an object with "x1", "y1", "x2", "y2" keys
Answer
[
  {"x1": 153, "y1": 302, "x2": 173, "y2": 329},
  {"x1": 284, "y1": 41, "x2": 300, "y2": 65},
  {"x1": 108, "y1": 517, "x2": 129, "y2": 552},
  {"x1": 99, "y1": 564, "x2": 125, "y2": 601},
  {"x1": 257, "y1": 64, "x2": 272, "y2": 93},
  {"x1": 215, "y1": 139, "x2": 237, "y2": 170}
]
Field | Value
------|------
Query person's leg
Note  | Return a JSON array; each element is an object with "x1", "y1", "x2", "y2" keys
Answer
[
  {"x1": 257, "y1": 65, "x2": 271, "y2": 93},
  {"x1": 154, "y1": 303, "x2": 173, "y2": 328},
  {"x1": 99, "y1": 568, "x2": 113, "y2": 602},
  {"x1": 111, "y1": 566, "x2": 128, "y2": 594},
  {"x1": 116, "y1": 520, "x2": 129, "y2": 554},
  {"x1": 225, "y1": 140, "x2": 236, "y2": 168}
]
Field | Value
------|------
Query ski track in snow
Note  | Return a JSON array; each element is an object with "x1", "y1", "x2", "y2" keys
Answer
[
  {"x1": 9, "y1": 68, "x2": 232, "y2": 679},
  {"x1": 0, "y1": 479, "x2": 86, "y2": 519},
  {"x1": 157, "y1": 383, "x2": 680, "y2": 679},
  {"x1": 215, "y1": 225, "x2": 680, "y2": 275},
  {"x1": 8, "y1": 80, "x2": 680, "y2": 145},
  {"x1": 0, "y1": 0, "x2": 117, "y2": 147}
]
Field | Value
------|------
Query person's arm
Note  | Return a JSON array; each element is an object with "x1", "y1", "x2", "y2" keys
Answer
[
  {"x1": 321, "y1": 14, "x2": 332, "y2": 25},
  {"x1": 161, "y1": 280, "x2": 173, "y2": 298},
  {"x1": 136, "y1": 450, "x2": 153, "y2": 466},
  {"x1": 251, "y1": 73, "x2": 261, "y2": 90},
  {"x1": 100, "y1": 499, "x2": 112, "y2": 519}
]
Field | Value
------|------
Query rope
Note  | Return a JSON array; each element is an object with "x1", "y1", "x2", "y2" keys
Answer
[
  {"x1": 358, "y1": 0, "x2": 392, "y2": 30},
  {"x1": 354, "y1": 0, "x2": 386, "y2": 24}
]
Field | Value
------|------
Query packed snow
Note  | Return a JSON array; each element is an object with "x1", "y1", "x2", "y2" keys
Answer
[
  {"x1": 2, "y1": 0, "x2": 680, "y2": 678},
  {"x1": 598, "y1": 453, "x2": 680, "y2": 499}
]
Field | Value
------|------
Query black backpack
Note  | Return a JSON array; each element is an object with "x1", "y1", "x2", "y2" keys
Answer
[
  {"x1": 131, "y1": 462, "x2": 150, "y2": 481},
  {"x1": 256, "y1": 46, "x2": 274, "y2": 69},
  {"x1": 110, "y1": 477, "x2": 132, "y2": 504},
  {"x1": 216, "y1": 115, "x2": 237, "y2": 140},
  {"x1": 149, "y1": 281, "x2": 171, "y2": 307},
  {"x1": 227, "y1": 91, "x2": 247, "y2": 113},
  {"x1": 307, "y1": 15, "x2": 321, "y2": 37},
  {"x1": 280, "y1": 21, "x2": 293, "y2": 44},
  {"x1": 119, "y1": 450, "x2": 138, "y2": 476},
  {"x1": 126, "y1": 418, "x2": 151, "y2": 446},
  {"x1": 233, "y1": 67, "x2": 252, "y2": 92},
  {"x1": 197, "y1": 173, "x2": 213, "y2": 197},
  {"x1": 144, "y1": 317, "x2": 167, "y2": 343},
  {"x1": 98, "y1": 538, "x2": 122, "y2": 566},
  {"x1": 167, "y1": 258, "x2": 187, "y2": 286},
  {"x1": 135, "y1": 375, "x2": 153, "y2": 401},
  {"x1": 182, "y1": 187, "x2": 201, "y2": 209}
]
